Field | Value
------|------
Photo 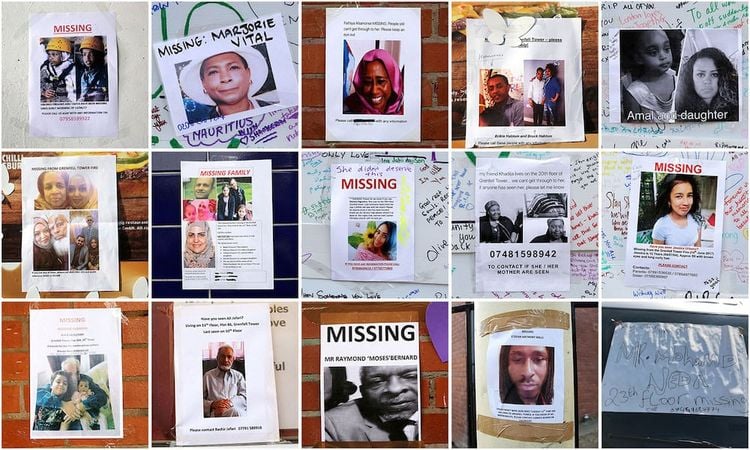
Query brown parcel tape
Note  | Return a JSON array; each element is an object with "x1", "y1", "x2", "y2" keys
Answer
[
  {"x1": 480, "y1": 309, "x2": 570, "y2": 337},
  {"x1": 477, "y1": 414, "x2": 574, "y2": 443}
]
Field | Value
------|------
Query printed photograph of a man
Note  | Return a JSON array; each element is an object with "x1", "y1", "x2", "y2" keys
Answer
[
  {"x1": 324, "y1": 365, "x2": 419, "y2": 442},
  {"x1": 203, "y1": 343, "x2": 246, "y2": 418},
  {"x1": 499, "y1": 345, "x2": 554, "y2": 405},
  {"x1": 178, "y1": 45, "x2": 279, "y2": 125}
]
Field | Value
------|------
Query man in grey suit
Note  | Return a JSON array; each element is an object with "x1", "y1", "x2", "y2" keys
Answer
[
  {"x1": 324, "y1": 365, "x2": 419, "y2": 442},
  {"x1": 70, "y1": 235, "x2": 89, "y2": 270}
]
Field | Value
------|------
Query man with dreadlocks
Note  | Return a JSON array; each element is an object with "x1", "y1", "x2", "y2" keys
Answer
[{"x1": 499, "y1": 345, "x2": 554, "y2": 405}]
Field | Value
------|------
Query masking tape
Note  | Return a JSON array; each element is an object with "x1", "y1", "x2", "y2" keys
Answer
[
  {"x1": 477, "y1": 414, "x2": 574, "y2": 443},
  {"x1": 480, "y1": 309, "x2": 570, "y2": 336}
]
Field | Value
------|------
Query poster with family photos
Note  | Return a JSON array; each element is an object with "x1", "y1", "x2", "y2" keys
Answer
[
  {"x1": 325, "y1": 7, "x2": 421, "y2": 142},
  {"x1": 153, "y1": 13, "x2": 298, "y2": 135},
  {"x1": 180, "y1": 160, "x2": 274, "y2": 290},
  {"x1": 28, "y1": 12, "x2": 119, "y2": 137},
  {"x1": 21, "y1": 155, "x2": 119, "y2": 292},
  {"x1": 29, "y1": 308, "x2": 123, "y2": 439},
  {"x1": 465, "y1": 12, "x2": 584, "y2": 147},
  {"x1": 610, "y1": 28, "x2": 741, "y2": 123}
]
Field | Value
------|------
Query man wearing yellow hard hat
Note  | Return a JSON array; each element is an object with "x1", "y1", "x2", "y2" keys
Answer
[
  {"x1": 40, "y1": 37, "x2": 76, "y2": 102},
  {"x1": 77, "y1": 36, "x2": 108, "y2": 102}
]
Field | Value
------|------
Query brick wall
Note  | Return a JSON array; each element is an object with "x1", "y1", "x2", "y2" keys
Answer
[
  {"x1": 2, "y1": 302, "x2": 149, "y2": 448},
  {"x1": 301, "y1": 302, "x2": 448, "y2": 447},
  {"x1": 574, "y1": 306, "x2": 598, "y2": 421},
  {"x1": 301, "y1": 2, "x2": 449, "y2": 147}
]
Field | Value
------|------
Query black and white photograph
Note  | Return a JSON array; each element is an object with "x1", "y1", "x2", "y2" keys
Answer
[
  {"x1": 323, "y1": 365, "x2": 420, "y2": 442},
  {"x1": 320, "y1": 321, "x2": 421, "y2": 443},
  {"x1": 202, "y1": 342, "x2": 247, "y2": 418},
  {"x1": 674, "y1": 28, "x2": 740, "y2": 122},
  {"x1": 478, "y1": 198, "x2": 524, "y2": 244},
  {"x1": 526, "y1": 218, "x2": 569, "y2": 244},
  {"x1": 618, "y1": 29, "x2": 684, "y2": 123},
  {"x1": 525, "y1": 193, "x2": 568, "y2": 218}
]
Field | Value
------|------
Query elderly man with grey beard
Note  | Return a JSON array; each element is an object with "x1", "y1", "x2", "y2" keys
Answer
[{"x1": 203, "y1": 345, "x2": 247, "y2": 417}]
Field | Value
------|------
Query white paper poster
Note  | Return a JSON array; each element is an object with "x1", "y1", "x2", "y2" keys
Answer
[
  {"x1": 485, "y1": 328, "x2": 564, "y2": 423},
  {"x1": 29, "y1": 12, "x2": 118, "y2": 137},
  {"x1": 270, "y1": 303, "x2": 298, "y2": 431},
  {"x1": 465, "y1": 13, "x2": 583, "y2": 147},
  {"x1": 180, "y1": 160, "x2": 274, "y2": 290},
  {"x1": 321, "y1": 321, "x2": 421, "y2": 442},
  {"x1": 602, "y1": 322, "x2": 748, "y2": 416},
  {"x1": 21, "y1": 155, "x2": 119, "y2": 292},
  {"x1": 30, "y1": 308, "x2": 123, "y2": 439},
  {"x1": 325, "y1": 8, "x2": 421, "y2": 142},
  {"x1": 625, "y1": 157, "x2": 726, "y2": 291},
  {"x1": 609, "y1": 28, "x2": 741, "y2": 123},
  {"x1": 475, "y1": 157, "x2": 571, "y2": 292},
  {"x1": 330, "y1": 163, "x2": 415, "y2": 281},
  {"x1": 174, "y1": 303, "x2": 280, "y2": 445},
  {"x1": 153, "y1": 14, "x2": 298, "y2": 135}
]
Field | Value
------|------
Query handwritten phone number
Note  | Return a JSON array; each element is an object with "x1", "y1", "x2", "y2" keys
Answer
[{"x1": 489, "y1": 250, "x2": 557, "y2": 258}]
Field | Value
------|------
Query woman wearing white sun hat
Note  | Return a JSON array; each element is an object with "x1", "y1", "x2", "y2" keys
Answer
[{"x1": 179, "y1": 47, "x2": 272, "y2": 123}]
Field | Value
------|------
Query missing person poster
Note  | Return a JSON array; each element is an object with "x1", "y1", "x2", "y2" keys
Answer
[
  {"x1": 610, "y1": 28, "x2": 741, "y2": 123},
  {"x1": 474, "y1": 303, "x2": 575, "y2": 446},
  {"x1": 29, "y1": 308, "x2": 123, "y2": 439},
  {"x1": 465, "y1": 12, "x2": 584, "y2": 147},
  {"x1": 475, "y1": 157, "x2": 571, "y2": 292},
  {"x1": 180, "y1": 160, "x2": 274, "y2": 290},
  {"x1": 624, "y1": 157, "x2": 726, "y2": 292},
  {"x1": 153, "y1": 14, "x2": 298, "y2": 135},
  {"x1": 602, "y1": 322, "x2": 748, "y2": 416},
  {"x1": 321, "y1": 321, "x2": 421, "y2": 443},
  {"x1": 174, "y1": 303, "x2": 279, "y2": 445},
  {"x1": 325, "y1": 8, "x2": 421, "y2": 142},
  {"x1": 28, "y1": 12, "x2": 118, "y2": 137},
  {"x1": 21, "y1": 155, "x2": 119, "y2": 292},
  {"x1": 486, "y1": 328, "x2": 564, "y2": 422},
  {"x1": 330, "y1": 163, "x2": 415, "y2": 282}
]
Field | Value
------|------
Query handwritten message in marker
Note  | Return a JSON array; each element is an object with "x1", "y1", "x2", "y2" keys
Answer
[{"x1": 603, "y1": 322, "x2": 748, "y2": 416}]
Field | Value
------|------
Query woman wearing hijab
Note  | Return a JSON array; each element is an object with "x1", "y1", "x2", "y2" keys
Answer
[
  {"x1": 33, "y1": 217, "x2": 65, "y2": 271},
  {"x1": 183, "y1": 221, "x2": 215, "y2": 268},
  {"x1": 87, "y1": 238, "x2": 100, "y2": 270},
  {"x1": 35, "y1": 171, "x2": 69, "y2": 210},
  {"x1": 67, "y1": 173, "x2": 98, "y2": 209},
  {"x1": 344, "y1": 48, "x2": 404, "y2": 115}
]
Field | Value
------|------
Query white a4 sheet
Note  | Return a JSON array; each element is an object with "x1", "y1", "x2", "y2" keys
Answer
[
  {"x1": 22, "y1": 155, "x2": 119, "y2": 292},
  {"x1": 180, "y1": 160, "x2": 274, "y2": 290},
  {"x1": 330, "y1": 163, "x2": 415, "y2": 281},
  {"x1": 475, "y1": 157, "x2": 571, "y2": 292},
  {"x1": 174, "y1": 303, "x2": 279, "y2": 445},
  {"x1": 466, "y1": 14, "x2": 583, "y2": 147},
  {"x1": 30, "y1": 308, "x2": 123, "y2": 439}
]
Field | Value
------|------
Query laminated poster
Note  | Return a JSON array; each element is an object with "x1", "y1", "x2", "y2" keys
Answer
[
  {"x1": 30, "y1": 308, "x2": 123, "y2": 439},
  {"x1": 174, "y1": 303, "x2": 280, "y2": 445},
  {"x1": 29, "y1": 12, "x2": 118, "y2": 137},
  {"x1": 475, "y1": 157, "x2": 571, "y2": 292},
  {"x1": 330, "y1": 163, "x2": 415, "y2": 282},
  {"x1": 153, "y1": 13, "x2": 298, "y2": 135},
  {"x1": 610, "y1": 28, "x2": 741, "y2": 123},
  {"x1": 22, "y1": 155, "x2": 119, "y2": 292},
  {"x1": 602, "y1": 322, "x2": 748, "y2": 416},
  {"x1": 625, "y1": 157, "x2": 726, "y2": 291},
  {"x1": 321, "y1": 321, "x2": 421, "y2": 442},
  {"x1": 465, "y1": 12, "x2": 584, "y2": 147},
  {"x1": 485, "y1": 327, "x2": 564, "y2": 422},
  {"x1": 181, "y1": 160, "x2": 274, "y2": 290},
  {"x1": 325, "y1": 8, "x2": 421, "y2": 142}
]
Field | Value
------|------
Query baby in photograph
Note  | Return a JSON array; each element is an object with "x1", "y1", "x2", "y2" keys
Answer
[
  {"x1": 71, "y1": 378, "x2": 101, "y2": 430},
  {"x1": 620, "y1": 30, "x2": 678, "y2": 122}
]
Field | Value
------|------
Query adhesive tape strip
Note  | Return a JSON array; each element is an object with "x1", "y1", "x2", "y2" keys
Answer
[
  {"x1": 480, "y1": 309, "x2": 570, "y2": 336},
  {"x1": 477, "y1": 414, "x2": 574, "y2": 442}
]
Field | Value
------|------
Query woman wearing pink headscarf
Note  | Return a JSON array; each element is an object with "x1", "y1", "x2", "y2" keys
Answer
[{"x1": 344, "y1": 49, "x2": 404, "y2": 115}]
